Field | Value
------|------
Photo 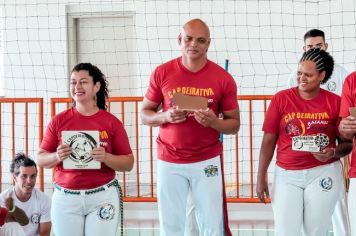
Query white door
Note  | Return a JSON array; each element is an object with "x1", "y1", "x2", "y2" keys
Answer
[{"x1": 75, "y1": 15, "x2": 136, "y2": 97}]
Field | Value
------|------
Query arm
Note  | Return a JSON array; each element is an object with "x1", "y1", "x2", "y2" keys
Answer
[
  {"x1": 4, "y1": 195, "x2": 29, "y2": 226},
  {"x1": 39, "y1": 222, "x2": 51, "y2": 236},
  {"x1": 141, "y1": 98, "x2": 187, "y2": 127},
  {"x1": 91, "y1": 115, "x2": 134, "y2": 171},
  {"x1": 91, "y1": 149, "x2": 134, "y2": 172},
  {"x1": 5, "y1": 207, "x2": 29, "y2": 226},
  {"x1": 312, "y1": 136, "x2": 353, "y2": 162},
  {"x1": 256, "y1": 133, "x2": 277, "y2": 203},
  {"x1": 37, "y1": 145, "x2": 72, "y2": 168},
  {"x1": 194, "y1": 108, "x2": 240, "y2": 134}
]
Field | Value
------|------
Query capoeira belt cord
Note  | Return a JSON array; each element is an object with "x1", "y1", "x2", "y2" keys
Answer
[{"x1": 110, "y1": 179, "x2": 124, "y2": 236}]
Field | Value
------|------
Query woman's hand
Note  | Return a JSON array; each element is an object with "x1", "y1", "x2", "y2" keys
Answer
[
  {"x1": 312, "y1": 148, "x2": 335, "y2": 162},
  {"x1": 256, "y1": 175, "x2": 270, "y2": 204},
  {"x1": 91, "y1": 147, "x2": 107, "y2": 163},
  {"x1": 56, "y1": 144, "x2": 72, "y2": 162}
]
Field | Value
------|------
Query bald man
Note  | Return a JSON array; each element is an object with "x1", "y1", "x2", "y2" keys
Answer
[{"x1": 141, "y1": 19, "x2": 240, "y2": 236}]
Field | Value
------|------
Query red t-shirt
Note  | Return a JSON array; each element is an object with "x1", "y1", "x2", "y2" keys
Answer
[
  {"x1": 0, "y1": 207, "x2": 7, "y2": 226},
  {"x1": 40, "y1": 108, "x2": 132, "y2": 189},
  {"x1": 145, "y1": 57, "x2": 238, "y2": 163},
  {"x1": 263, "y1": 87, "x2": 340, "y2": 170},
  {"x1": 339, "y1": 71, "x2": 356, "y2": 178}
]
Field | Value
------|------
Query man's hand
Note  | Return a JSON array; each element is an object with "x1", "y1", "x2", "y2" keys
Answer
[
  {"x1": 194, "y1": 108, "x2": 218, "y2": 127},
  {"x1": 4, "y1": 190, "x2": 14, "y2": 211},
  {"x1": 164, "y1": 107, "x2": 188, "y2": 123},
  {"x1": 339, "y1": 116, "x2": 356, "y2": 140},
  {"x1": 4, "y1": 190, "x2": 29, "y2": 226}
]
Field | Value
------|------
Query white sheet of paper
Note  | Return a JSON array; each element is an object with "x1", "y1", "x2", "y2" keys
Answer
[
  {"x1": 62, "y1": 130, "x2": 100, "y2": 169},
  {"x1": 292, "y1": 135, "x2": 321, "y2": 152}
]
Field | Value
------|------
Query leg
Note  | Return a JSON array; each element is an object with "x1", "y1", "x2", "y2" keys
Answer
[
  {"x1": 0, "y1": 222, "x2": 26, "y2": 236},
  {"x1": 85, "y1": 187, "x2": 120, "y2": 236},
  {"x1": 157, "y1": 160, "x2": 190, "y2": 236},
  {"x1": 184, "y1": 190, "x2": 199, "y2": 236},
  {"x1": 348, "y1": 179, "x2": 356, "y2": 236},
  {"x1": 332, "y1": 158, "x2": 351, "y2": 236},
  {"x1": 303, "y1": 162, "x2": 343, "y2": 236},
  {"x1": 191, "y1": 156, "x2": 223, "y2": 236},
  {"x1": 271, "y1": 165, "x2": 304, "y2": 236},
  {"x1": 51, "y1": 190, "x2": 85, "y2": 236},
  {"x1": 332, "y1": 189, "x2": 350, "y2": 236}
]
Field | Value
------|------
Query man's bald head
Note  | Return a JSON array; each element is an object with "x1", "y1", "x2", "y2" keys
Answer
[
  {"x1": 178, "y1": 18, "x2": 211, "y2": 67},
  {"x1": 181, "y1": 19, "x2": 210, "y2": 38}
]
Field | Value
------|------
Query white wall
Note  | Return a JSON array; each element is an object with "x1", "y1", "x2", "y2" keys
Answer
[{"x1": 3, "y1": 0, "x2": 356, "y2": 100}]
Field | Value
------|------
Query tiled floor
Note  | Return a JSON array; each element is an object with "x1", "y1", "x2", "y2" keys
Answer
[
  {"x1": 123, "y1": 202, "x2": 334, "y2": 236},
  {"x1": 124, "y1": 202, "x2": 267, "y2": 236}
]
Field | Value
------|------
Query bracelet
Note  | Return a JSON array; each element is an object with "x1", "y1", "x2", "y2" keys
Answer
[{"x1": 8, "y1": 205, "x2": 16, "y2": 213}]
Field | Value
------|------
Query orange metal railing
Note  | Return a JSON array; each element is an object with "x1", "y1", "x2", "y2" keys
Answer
[
  {"x1": 228, "y1": 95, "x2": 272, "y2": 203},
  {"x1": 50, "y1": 95, "x2": 272, "y2": 203},
  {"x1": 0, "y1": 98, "x2": 44, "y2": 192}
]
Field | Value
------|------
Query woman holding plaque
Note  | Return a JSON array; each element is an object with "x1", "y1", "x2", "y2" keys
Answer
[
  {"x1": 37, "y1": 63, "x2": 134, "y2": 236},
  {"x1": 256, "y1": 48, "x2": 352, "y2": 236}
]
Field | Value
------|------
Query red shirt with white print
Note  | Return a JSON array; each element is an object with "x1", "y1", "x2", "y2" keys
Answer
[
  {"x1": 263, "y1": 87, "x2": 340, "y2": 170},
  {"x1": 40, "y1": 108, "x2": 132, "y2": 189},
  {"x1": 145, "y1": 57, "x2": 238, "y2": 163}
]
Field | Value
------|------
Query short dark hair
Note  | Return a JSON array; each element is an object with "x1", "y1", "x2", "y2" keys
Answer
[
  {"x1": 10, "y1": 153, "x2": 37, "y2": 176},
  {"x1": 304, "y1": 29, "x2": 325, "y2": 42},
  {"x1": 299, "y1": 47, "x2": 334, "y2": 84},
  {"x1": 71, "y1": 63, "x2": 109, "y2": 110}
]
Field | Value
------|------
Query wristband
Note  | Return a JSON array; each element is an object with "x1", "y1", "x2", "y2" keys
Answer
[{"x1": 8, "y1": 205, "x2": 16, "y2": 213}]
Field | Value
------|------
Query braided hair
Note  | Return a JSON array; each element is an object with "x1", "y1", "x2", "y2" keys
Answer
[{"x1": 299, "y1": 47, "x2": 334, "y2": 84}]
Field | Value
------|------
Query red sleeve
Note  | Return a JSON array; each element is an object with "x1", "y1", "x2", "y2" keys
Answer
[
  {"x1": 340, "y1": 72, "x2": 356, "y2": 118},
  {"x1": 0, "y1": 207, "x2": 8, "y2": 226},
  {"x1": 220, "y1": 74, "x2": 238, "y2": 112},
  {"x1": 112, "y1": 120, "x2": 132, "y2": 155},
  {"x1": 262, "y1": 94, "x2": 281, "y2": 134},
  {"x1": 40, "y1": 117, "x2": 59, "y2": 152},
  {"x1": 145, "y1": 67, "x2": 164, "y2": 104}
]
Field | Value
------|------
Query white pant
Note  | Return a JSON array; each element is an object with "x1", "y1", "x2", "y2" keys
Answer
[
  {"x1": 51, "y1": 184, "x2": 120, "y2": 236},
  {"x1": 332, "y1": 189, "x2": 350, "y2": 236},
  {"x1": 348, "y1": 178, "x2": 356, "y2": 236},
  {"x1": 184, "y1": 192, "x2": 199, "y2": 236},
  {"x1": 157, "y1": 156, "x2": 224, "y2": 236},
  {"x1": 272, "y1": 162, "x2": 343, "y2": 236},
  {"x1": 185, "y1": 166, "x2": 351, "y2": 236},
  {"x1": 0, "y1": 222, "x2": 25, "y2": 236}
]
